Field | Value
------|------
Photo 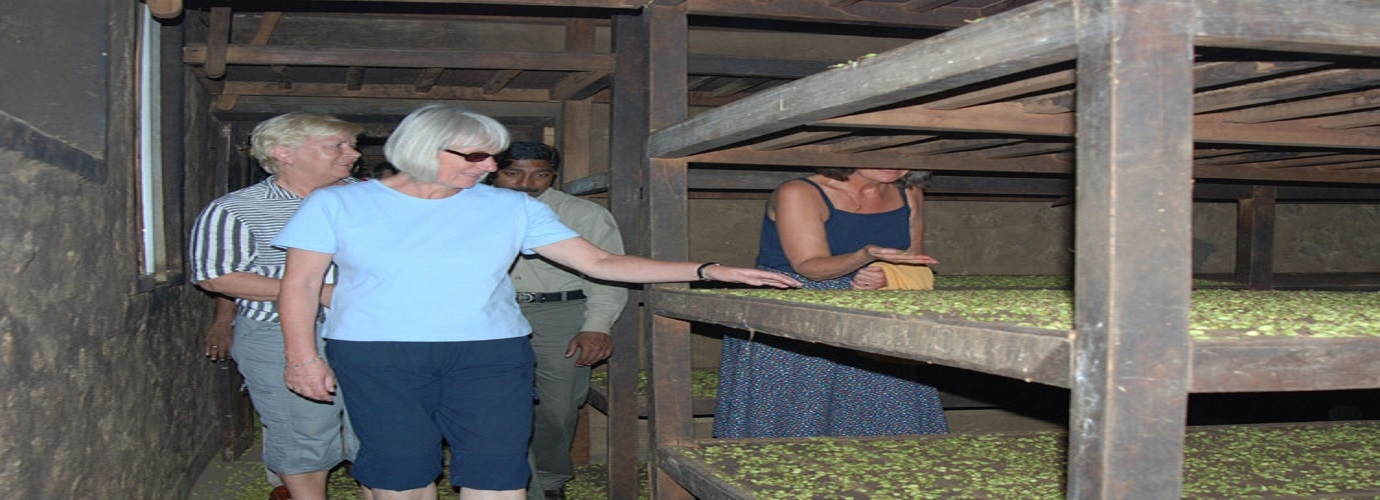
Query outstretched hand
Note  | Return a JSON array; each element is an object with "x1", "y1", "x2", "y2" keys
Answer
[{"x1": 701, "y1": 265, "x2": 802, "y2": 288}]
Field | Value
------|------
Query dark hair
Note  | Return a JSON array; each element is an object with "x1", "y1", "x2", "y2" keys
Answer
[
  {"x1": 370, "y1": 162, "x2": 400, "y2": 179},
  {"x1": 500, "y1": 142, "x2": 561, "y2": 170}
]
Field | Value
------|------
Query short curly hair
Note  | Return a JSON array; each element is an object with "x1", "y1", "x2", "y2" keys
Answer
[{"x1": 500, "y1": 142, "x2": 561, "y2": 170}]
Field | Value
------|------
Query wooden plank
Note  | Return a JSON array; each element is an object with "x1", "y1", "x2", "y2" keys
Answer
[
  {"x1": 1191, "y1": 337, "x2": 1380, "y2": 392},
  {"x1": 183, "y1": 44, "x2": 614, "y2": 72},
  {"x1": 605, "y1": 13, "x2": 649, "y2": 500},
  {"x1": 560, "y1": 99, "x2": 593, "y2": 182},
  {"x1": 750, "y1": 130, "x2": 850, "y2": 150},
  {"x1": 923, "y1": 68, "x2": 1074, "y2": 110},
  {"x1": 1070, "y1": 0, "x2": 1194, "y2": 497},
  {"x1": 1195, "y1": 68, "x2": 1380, "y2": 114},
  {"x1": 646, "y1": 0, "x2": 1078, "y2": 159},
  {"x1": 684, "y1": 0, "x2": 1028, "y2": 29},
  {"x1": 205, "y1": 6, "x2": 231, "y2": 79},
  {"x1": 413, "y1": 67, "x2": 444, "y2": 93},
  {"x1": 1235, "y1": 186, "x2": 1276, "y2": 290},
  {"x1": 648, "y1": 288, "x2": 1074, "y2": 388},
  {"x1": 1194, "y1": 0, "x2": 1380, "y2": 56},
  {"x1": 901, "y1": 137, "x2": 1023, "y2": 155},
  {"x1": 1317, "y1": 109, "x2": 1380, "y2": 129},
  {"x1": 826, "y1": 134, "x2": 935, "y2": 153},
  {"x1": 550, "y1": 72, "x2": 610, "y2": 101},
  {"x1": 687, "y1": 54, "x2": 832, "y2": 79},
  {"x1": 816, "y1": 101, "x2": 1380, "y2": 149},
  {"x1": 220, "y1": 81, "x2": 553, "y2": 101},
  {"x1": 1222, "y1": 88, "x2": 1380, "y2": 124},
  {"x1": 481, "y1": 69, "x2": 521, "y2": 95}
]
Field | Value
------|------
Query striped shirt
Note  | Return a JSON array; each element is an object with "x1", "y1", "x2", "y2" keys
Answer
[{"x1": 189, "y1": 175, "x2": 355, "y2": 322}]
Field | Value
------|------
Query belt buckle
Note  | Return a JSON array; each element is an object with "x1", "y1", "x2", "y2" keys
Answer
[{"x1": 516, "y1": 292, "x2": 539, "y2": 303}]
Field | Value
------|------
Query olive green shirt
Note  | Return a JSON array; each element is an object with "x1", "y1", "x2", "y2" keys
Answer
[{"x1": 510, "y1": 188, "x2": 628, "y2": 334}]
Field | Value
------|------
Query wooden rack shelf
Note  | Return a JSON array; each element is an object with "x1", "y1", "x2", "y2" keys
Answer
[{"x1": 657, "y1": 422, "x2": 1380, "y2": 499}]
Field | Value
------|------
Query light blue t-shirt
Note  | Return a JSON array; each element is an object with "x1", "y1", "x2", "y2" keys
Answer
[{"x1": 273, "y1": 180, "x2": 579, "y2": 342}]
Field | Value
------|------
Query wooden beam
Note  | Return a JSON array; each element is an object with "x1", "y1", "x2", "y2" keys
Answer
[
  {"x1": 1069, "y1": 0, "x2": 1194, "y2": 496},
  {"x1": 905, "y1": 0, "x2": 961, "y2": 12},
  {"x1": 147, "y1": 0, "x2": 182, "y2": 19},
  {"x1": 184, "y1": 44, "x2": 614, "y2": 72},
  {"x1": 646, "y1": 0, "x2": 1077, "y2": 159},
  {"x1": 924, "y1": 68, "x2": 1074, "y2": 110},
  {"x1": 901, "y1": 137, "x2": 1024, "y2": 155},
  {"x1": 1222, "y1": 88, "x2": 1380, "y2": 124},
  {"x1": 1194, "y1": 0, "x2": 1380, "y2": 56},
  {"x1": 550, "y1": 72, "x2": 610, "y2": 101},
  {"x1": 1235, "y1": 186, "x2": 1277, "y2": 290},
  {"x1": 816, "y1": 101, "x2": 1380, "y2": 149},
  {"x1": 826, "y1": 134, "x2": 935, "y2": 153},
  {"x1": 687, "y1": 54, "x2": 832, "y2": 79},
  {"x1": 750, "y1": 130, "x2": 850, "y2": 150},
  {"x1": 482, "y1": 69, "x2": 522, "y2": 95},
  {"x1": 1195, "y1": 68, "x2": 1380, "y2": 114},
  {"x1": 413, "y1": 67, "x2": 444, "y2": 93},
  {"x1": 221, "y1": 81, "x2": 552, "y2": 101},
  {"x1": 205, "y1": 6, "x2": 231, "y2": 79}
]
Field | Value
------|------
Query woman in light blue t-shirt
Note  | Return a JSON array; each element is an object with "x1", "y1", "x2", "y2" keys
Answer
[{"x1": 274, "y1": 104, "x2": 799, "y2": 500}]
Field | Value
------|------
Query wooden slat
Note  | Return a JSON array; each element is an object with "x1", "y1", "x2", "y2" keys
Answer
[
  {"x1": 183, "y1": 44, "x2": 614, "y2": 72},
  {"x1": 646, "y1": 0, "x2": 1078, "y2": 159},
  {"x1": 1194, "y1": 0, "x2": 1380, "y2": 56},
  {"x1": 1222, "y1": 88, "x2": 1380, "y2": 124}
]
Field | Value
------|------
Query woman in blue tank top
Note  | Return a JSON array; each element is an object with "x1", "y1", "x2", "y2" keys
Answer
[{"x1": 714, "y1": 167, "x2": 950, "y2": 438}]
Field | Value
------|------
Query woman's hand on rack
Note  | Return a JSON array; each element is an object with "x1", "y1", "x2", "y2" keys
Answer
[
  {"x1": 700, "y1": 264, "x2": 802, "y2": 289},
  {"x1": 851, "y1": 265, "x2": 888, "y2": 290}
]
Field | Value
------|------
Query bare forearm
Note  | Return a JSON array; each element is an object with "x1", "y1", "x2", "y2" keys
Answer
[
  {"x1": 581, "y1": 254, "x2": 704, "y2": 283},
  {"x1": 278, "y1": 279, "x2": 322, "y2": 363}
]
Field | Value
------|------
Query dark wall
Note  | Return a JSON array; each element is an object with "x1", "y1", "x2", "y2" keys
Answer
[{"x1": 0, "y1": 2, "x2": 223, "y2": 498}]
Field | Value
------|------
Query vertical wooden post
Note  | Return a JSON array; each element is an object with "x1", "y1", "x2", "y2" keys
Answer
[
  {"x1": 1235, "y1": 185, "x2": 1277, "y2": 290},
  {"x1": 607, "y1": 12, "x2": 649, "y2": 500},
  {"x1": 1071, "y1": 0, "x2": 1194, "y2": 498},
  {"x1": 641, "y1": 4, "x2": 693, "y2": 500}
]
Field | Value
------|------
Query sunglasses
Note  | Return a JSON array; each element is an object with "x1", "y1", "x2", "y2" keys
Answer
[{"x1": 442, "y1": 149, "x2": 494, "y2": 162}]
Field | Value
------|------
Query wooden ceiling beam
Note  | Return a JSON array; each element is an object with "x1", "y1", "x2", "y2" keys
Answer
[
  {"x1": 205, "y1": 7, "x2": 231, "y2": 79},
  {"x1": 818, "y1": 101, "x2": 1380, "y2": 149},
  {"x1": 682, "y1": 0, "x2": 1031, "y2": 29},
  {"x1": 1221, "y1": 88, "x2": 1380, "y2": 124},
  {"x1": 221, "y1": 81, "x2": 553, "y2": 102},
  {"x1": 184, "y1": 45, "x2": 614, "y2": 72}
]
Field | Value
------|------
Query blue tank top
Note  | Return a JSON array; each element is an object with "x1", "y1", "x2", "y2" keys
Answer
[{"x1": 756, "y1": 178, "x2": 911, "y2": 273}]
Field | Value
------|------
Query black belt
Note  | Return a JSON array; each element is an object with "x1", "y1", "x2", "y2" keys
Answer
[{"x1": 515, "y1": 290, "x2": 586, "y2": 303}]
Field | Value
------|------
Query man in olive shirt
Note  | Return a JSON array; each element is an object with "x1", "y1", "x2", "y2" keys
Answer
[{"x1": 493, "y1": 142, "x2": 628, "y2": 500}]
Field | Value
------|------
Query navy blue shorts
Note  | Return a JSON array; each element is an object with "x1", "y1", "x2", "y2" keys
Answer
[{"x1": 328, "y1": 337, "x2": 535, "y2": 491}]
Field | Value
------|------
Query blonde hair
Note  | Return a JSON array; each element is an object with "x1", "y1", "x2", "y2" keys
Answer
[{"x1": 249, "y1": 113, "x2": 363, "y2": 174}]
